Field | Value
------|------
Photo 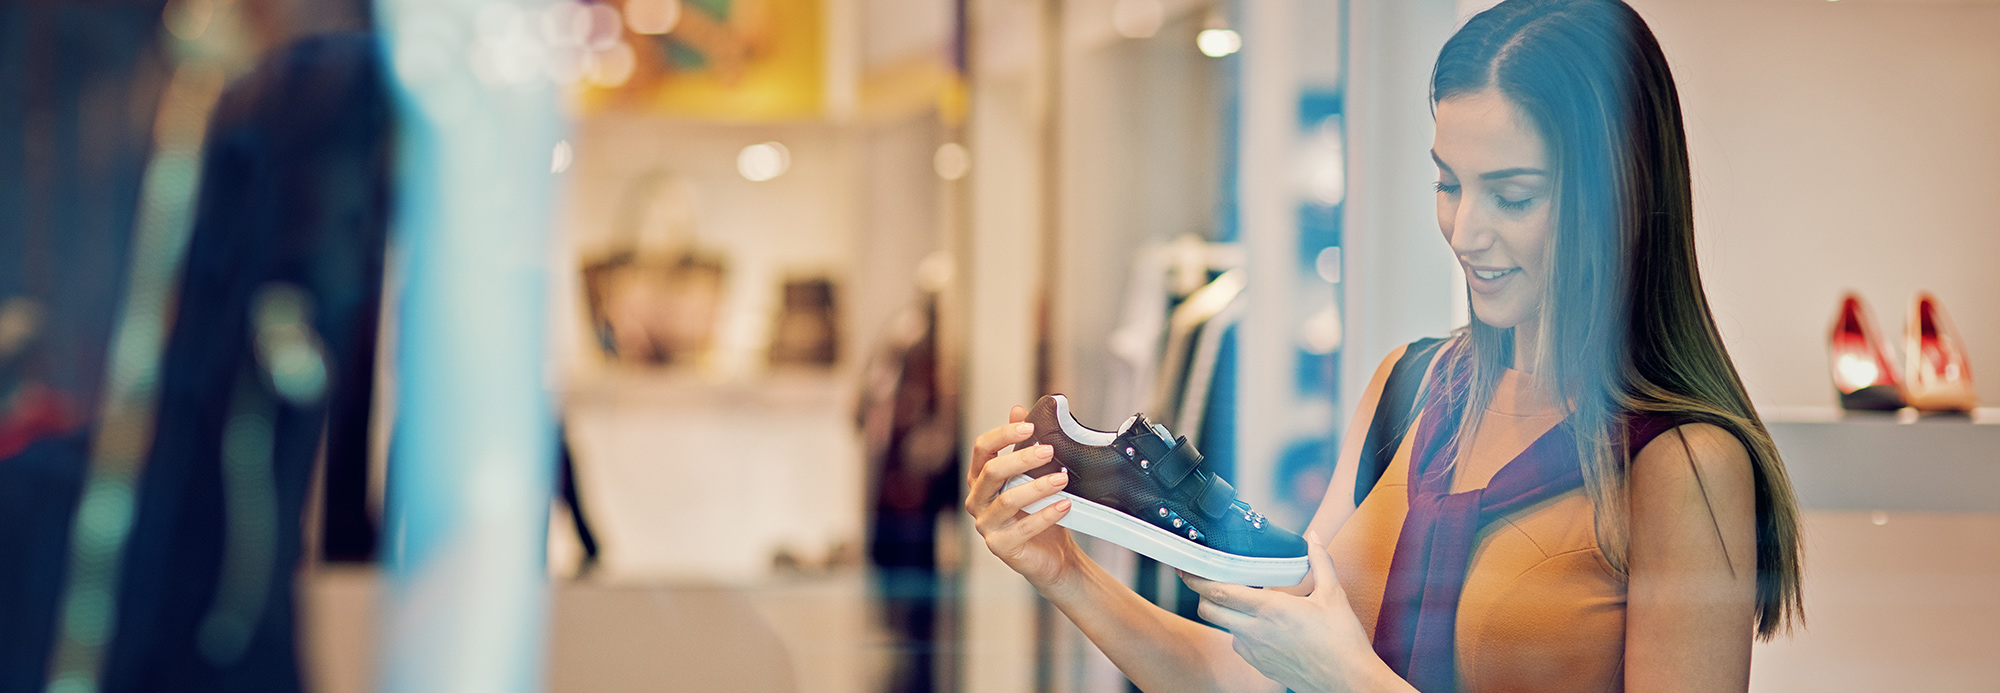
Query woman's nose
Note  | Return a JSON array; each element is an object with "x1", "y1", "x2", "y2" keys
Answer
[{"x1": 1448, "y1": 202, "x2": 1493, "y2": 256}]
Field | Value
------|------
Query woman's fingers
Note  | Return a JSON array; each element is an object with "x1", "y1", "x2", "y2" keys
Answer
[
  {"x1": 965, "y1": 443, "x2": 1055, "y2": 517},
  {"x1": 1304, "y1": 531, "x2": 1341, "y2": 598},
  {"x1": 969, "y1": 414, "x2": 1035, "y2": 480},
  {"x1": 975, "y1": 471, "x2": 1068, "y2": 532},
  {"x1": 1195, "y1": 596, "x2": 1254, "y2": 632},
  {"x1": 984, "y1": 497, "x2": 1071, "y2": 557},
  {"x1": 1182, "y1": 573, "x2": 1271, "y2": 617}
]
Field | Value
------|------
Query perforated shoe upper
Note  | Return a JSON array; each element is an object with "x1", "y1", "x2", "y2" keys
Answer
[{"x1": 1021, "y1": 395, "x2": 1306, "y2": 561}]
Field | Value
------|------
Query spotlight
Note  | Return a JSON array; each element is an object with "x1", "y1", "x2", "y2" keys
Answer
[
  {"x1": 1197, "y1": 29, "x2": 1241, "y2": 58},
  {"x1": 738, "y1": 142, "x2": 791, "y2": 182}
]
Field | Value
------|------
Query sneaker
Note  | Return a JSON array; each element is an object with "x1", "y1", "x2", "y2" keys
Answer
[{"x1": 1004, "y1": 394, "x2": 1308, "y2": 587}]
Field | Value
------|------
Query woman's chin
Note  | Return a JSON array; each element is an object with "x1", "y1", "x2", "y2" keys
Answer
[{"x1": 1469, "y1": 306, "x2": 1532, "y2": 331}]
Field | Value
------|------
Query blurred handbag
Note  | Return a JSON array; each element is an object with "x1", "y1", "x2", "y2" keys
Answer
[
  {"x1": 768, "y1": 276, "x2": 837, "y2": 367},
  {"x1": 580, "y1": 172, "x2": 728, "y2": 366}
]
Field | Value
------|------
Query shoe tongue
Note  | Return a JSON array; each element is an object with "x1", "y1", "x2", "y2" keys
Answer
[{"x1": 1116, "y1": 414, "x2": 1176, "y2": 445}]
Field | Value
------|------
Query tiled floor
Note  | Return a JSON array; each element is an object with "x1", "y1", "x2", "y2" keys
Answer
[
  {"x1": 302, "y1": 567, "x2": 892, "y2": 693},
  {"x1": 302, "y1": 511, "x2": 2000, "y2": 692}
]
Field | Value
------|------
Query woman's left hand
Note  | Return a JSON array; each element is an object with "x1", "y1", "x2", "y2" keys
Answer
[{"x1": 1180, "y1": 532, "x2": 1395, "y2": 693}]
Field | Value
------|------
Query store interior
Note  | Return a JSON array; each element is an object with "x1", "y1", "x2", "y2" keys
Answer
[{"x1": 1, "y1": 0, "x2": 1996, "y2": 691}]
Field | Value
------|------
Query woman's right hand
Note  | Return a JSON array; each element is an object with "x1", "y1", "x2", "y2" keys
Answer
[{"x1": 966, "y1": 405, "x2": 1081, "y2": 590}]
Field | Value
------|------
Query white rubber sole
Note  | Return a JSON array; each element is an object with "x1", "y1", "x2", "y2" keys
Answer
[{"x1": 1006, "y1": 474, "x2": 1307, "y2": 587}]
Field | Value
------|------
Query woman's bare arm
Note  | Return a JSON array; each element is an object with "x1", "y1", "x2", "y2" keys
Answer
[
  {"x1": 1036, "y1": 550, "x2": 1284, "y2": 692},
  {"x1": 1303, "y1": 345, "x2": 1410, "y2": 544},
  {"x1": 1625, "y1": 423, "x2": 1760, "y2": 692}
]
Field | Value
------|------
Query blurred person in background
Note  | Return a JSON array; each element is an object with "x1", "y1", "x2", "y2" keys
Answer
[
  {"x1": 0, "y1": 1, "x2": 389, "y2": 689},
  {"x1": 860, "y1": 282, "x2": 960, "y2": 693},
  {"x1": 963, "y1": 1, "x2": 1805, "y2": 691}
]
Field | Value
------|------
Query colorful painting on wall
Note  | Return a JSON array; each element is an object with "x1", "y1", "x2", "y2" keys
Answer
[{"x1": 582, "y1": 0, "x2": 824, "y2": 121}]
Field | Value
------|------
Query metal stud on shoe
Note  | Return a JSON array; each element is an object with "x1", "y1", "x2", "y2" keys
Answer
[
  {"x1": 1139, "y1": 459, "x2": 1149, "y2": 469},
  {"x1": 1158, "y1": 507, "x2": 1169, "y2": 518},
  {"x1": 1124, "y1": 446, "x2": 1135, "y2": 457},
  {"x1": 1172, "y1": 518, "x2": 1184, "y2": 528}
]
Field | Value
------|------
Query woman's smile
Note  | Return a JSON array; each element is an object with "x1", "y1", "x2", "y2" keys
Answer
[{"x1": 1465, "y1": 264, "x2": 1521, "y2": 294}]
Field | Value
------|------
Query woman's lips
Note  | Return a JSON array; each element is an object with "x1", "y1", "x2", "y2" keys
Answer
[{"x1": 1465, "y1": 265, "x2": 1518, "y2": 295}]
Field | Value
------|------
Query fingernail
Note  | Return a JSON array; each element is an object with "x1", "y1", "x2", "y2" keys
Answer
[
  {"x1": 1035, "y1": 444, "x2": 1054, "y2": 459},
  {"x1": 1016, "y1": 423, "x2": 1035, "y2": 435},
  {"x1": 1050, "y1": 472, "x2": 1068, "y2": 487},
  {"x1": 1056, "y1": 499, "x2": 1072, "y2": 512}
]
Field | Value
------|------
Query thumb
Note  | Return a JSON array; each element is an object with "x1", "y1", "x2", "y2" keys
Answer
[{"x1": 1304, "y1": 530, "x2": 1337, "y2": 597}]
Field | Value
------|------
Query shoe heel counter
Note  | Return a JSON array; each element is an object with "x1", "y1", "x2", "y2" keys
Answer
[{"x1": 1021, "y1": 395, "x2": 1065, "y2": 478}]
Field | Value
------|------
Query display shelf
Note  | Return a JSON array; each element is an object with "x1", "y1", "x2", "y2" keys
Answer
[
  {"x1": 562, "y1": 366, "x2": 867, "y2": 583},
  {"x1": 1760, "y1": 407, "x2": 2000, "y2": 513}
]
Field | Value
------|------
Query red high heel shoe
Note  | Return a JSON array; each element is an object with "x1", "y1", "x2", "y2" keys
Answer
[
  {"x1": 1904, "y1": 292, "x2": 1978, "y2": 412},
  {"x1": 1829, "y1": 293, "x2": 1906, "y2": 411}
]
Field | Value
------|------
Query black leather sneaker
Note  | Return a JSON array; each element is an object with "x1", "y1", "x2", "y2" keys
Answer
[{"x1": 1004, "y1": 394, "x2": 1308, "y2": 586}]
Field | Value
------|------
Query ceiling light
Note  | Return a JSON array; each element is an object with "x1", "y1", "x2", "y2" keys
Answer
[
  {"x1": 1197, "y1": 29, "x2": 1241, "y2": 58},
  {"x1": 738, "y1": 142, "x2": 791, "y2": 182}
]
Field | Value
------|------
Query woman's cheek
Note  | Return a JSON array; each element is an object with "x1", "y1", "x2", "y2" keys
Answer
[{"x1": 1437, "y1": 201, "x2": 1454, "y2": 240}]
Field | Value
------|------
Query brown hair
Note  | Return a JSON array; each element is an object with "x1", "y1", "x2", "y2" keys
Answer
[{"x1": 1431, "y1": 0, "x2": 1804, "y2": 638}]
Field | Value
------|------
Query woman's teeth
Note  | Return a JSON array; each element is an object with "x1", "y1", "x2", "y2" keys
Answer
[{"x1": 1472, "y1": 268, "x2": 1514, "y2": 280}]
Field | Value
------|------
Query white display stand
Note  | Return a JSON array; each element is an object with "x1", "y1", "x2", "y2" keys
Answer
[
  {"x1": 1762, "y1": 407, "x2": 2000, "y2": 512},
  {"x1": 564, "y1": 368, "x2": 866, "y2": 583}
]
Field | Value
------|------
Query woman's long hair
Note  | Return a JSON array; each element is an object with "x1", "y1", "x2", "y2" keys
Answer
[{"x1": 1431, "y1": 0, "x2": 1803, "y2": 638}]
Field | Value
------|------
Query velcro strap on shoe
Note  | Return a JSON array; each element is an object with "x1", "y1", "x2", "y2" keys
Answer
[
  {"x1": 1153, "y1": 437, "x2": 1203, "y2": 488},
  {"x1": 1196, "y1": 473, "x2": 1236, "y2": 518},
  {"x1": 1126, "y1": 424, "x2": 1175, "y2": 465}
]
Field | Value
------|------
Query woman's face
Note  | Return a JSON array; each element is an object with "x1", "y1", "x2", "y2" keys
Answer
[{"x1": 1433, "y1": 89, "x2": 1554, "y2": 331}]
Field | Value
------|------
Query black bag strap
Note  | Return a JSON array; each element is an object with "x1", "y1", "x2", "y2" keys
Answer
[{"x1": 1353, "y1": 337, "x2": 1448, "y2": 506}]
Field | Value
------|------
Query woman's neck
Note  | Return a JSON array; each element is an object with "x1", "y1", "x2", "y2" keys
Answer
[{"x1": 1511, "y1": 320, "x2": 1540, "y2": 372}]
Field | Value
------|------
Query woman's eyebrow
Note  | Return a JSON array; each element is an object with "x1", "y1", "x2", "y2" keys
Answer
[
  {"x1": 1429, "y1": 150, "x2": 1454, "y2": 175},
  {"x1": 1479, "y1": 167, "x2": 1546, "y2": 181}
]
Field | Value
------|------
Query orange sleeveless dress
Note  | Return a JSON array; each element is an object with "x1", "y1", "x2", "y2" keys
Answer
[{"x1": 1328, "y1": 368, "x2": 1627, "y2": 693}]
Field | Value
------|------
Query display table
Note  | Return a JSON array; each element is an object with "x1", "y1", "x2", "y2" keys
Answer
[
  {"x1": 563, "y1": 367, "x2": 867, "y2": 583},
  {"x1": 1762, "y1": 407, "x2": 2000, "y2": 513}
]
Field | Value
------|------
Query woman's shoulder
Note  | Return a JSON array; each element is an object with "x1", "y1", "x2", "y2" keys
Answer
[
  {"x1": 1627, "y1": 422, "x2": 1757, "y2": 545},
  {"x1": 1631, "y1": 422, "x2": 1753, "y2": 482},
  {"x1": 1357, "y1": 334, "x2": 1460, "y2": 405},
  {"x1": 1373, "y1": 333, "x2": 1461, "y2": 376},
  {"x1": 1624, "y1": 421, "x2": 1760, "y2": 593}
]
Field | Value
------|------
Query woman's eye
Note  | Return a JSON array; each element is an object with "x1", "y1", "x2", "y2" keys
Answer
[
  {"x1": 1433, "y1": 181, "x2": 1461, "y2": 194},
  {"x1": 1495, "y1": 194, "x2": 1533, "y2": 210}
]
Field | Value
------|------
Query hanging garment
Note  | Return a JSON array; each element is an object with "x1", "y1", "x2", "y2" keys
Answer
[
  {"x1": 1152, "y1": 268, "x2": 1246, "y2": 430},
  {"x1": 0, "y1": 4, "x2": 163, "y2": 691},
  {"x1": 92, "y1": 33, "x2": 390, "y2": 693}
]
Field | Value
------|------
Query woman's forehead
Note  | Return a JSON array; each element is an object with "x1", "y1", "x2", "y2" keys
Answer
[{"x1": 1433, "y1": 90, "x2": 1549, "y2": 176}]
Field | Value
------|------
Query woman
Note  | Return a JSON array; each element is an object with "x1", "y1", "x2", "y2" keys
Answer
[{"x1": 962, "y1": 1, "x2": 1805, "y2": 691}]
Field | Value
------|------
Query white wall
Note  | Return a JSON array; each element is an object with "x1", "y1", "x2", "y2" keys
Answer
[
  {"x1": 959, "y1": 2, "x2": 1052, "y2": 691},
  {"x1": 1050, "y1": 3, "x2": 1221, "y2": 426},
  {"x1": 1340, "y1": 0, "x2": 1465, "y2": 423},
  {"x1": 551, "y1": 112, "x2": 947, "y2": 582},
  {"x1": 1629, "y1": 0, "x2": 2000, "y2": 411},
  {"x1": 560, "y1": 116, "x2": 866, "y2": 378}
]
